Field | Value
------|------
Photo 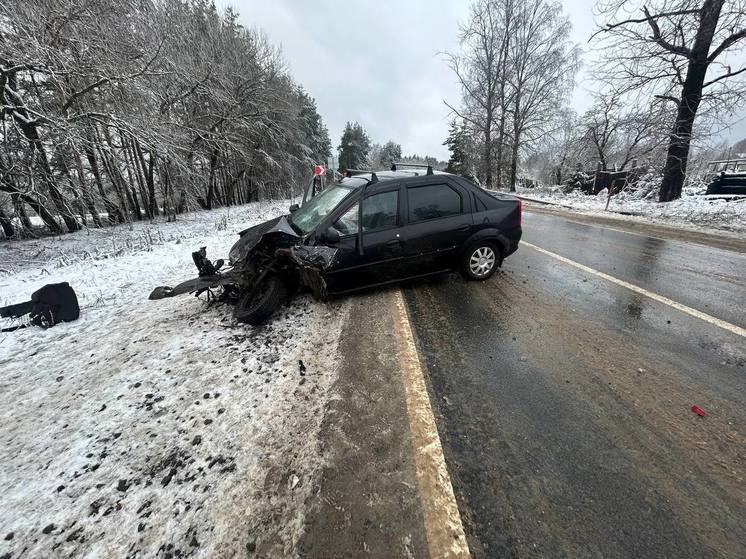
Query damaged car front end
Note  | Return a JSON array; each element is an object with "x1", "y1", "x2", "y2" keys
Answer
[
  {"x1": 148, "y1": 180, "x2": 357, "y2": 324},
  {"x1": 149, "y1": 214, "x2": 340, "y2": 325}
]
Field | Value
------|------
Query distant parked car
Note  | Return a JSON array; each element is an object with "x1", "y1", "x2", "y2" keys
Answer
[
  {"x1": 706, "y1": 172, "x2": 746, "y2": 195},
  {"x1": 150, "y1": 164, "x2": 522, "y2": 324}
]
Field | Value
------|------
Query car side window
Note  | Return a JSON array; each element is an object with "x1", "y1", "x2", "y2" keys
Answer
[
  {"x1": 362, "y1": 190, "x2": 398, "y2": 231},
  {"x1": 333, "y1": 190, "x2": 399, "y2": 235},
  {"x1": 334, "y1": 204, "x2": 358, "y2": 235},
  {"x1": 408, "y1": 184, "x2": 462, "y2": 223}
]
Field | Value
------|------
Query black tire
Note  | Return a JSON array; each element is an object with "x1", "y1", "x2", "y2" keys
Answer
[
  {"x1": 233, "y1": 275, "x2": 287, "y2": 325},
  {"x1": 461, "y1": 241, "x2": 500, "y2": 281}
]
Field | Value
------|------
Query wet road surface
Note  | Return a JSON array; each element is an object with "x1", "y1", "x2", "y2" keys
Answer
[{"x1": 402, "y1": 210, "x2": 746, "y2": 557}]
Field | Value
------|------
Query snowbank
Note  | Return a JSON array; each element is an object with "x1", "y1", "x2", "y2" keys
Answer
[
  {"x1": 0, "y1": 203, "x2": 349, "y2": 558},
  {"x1": 510, "y1": 184, "x2": 746, "y2": 235}
]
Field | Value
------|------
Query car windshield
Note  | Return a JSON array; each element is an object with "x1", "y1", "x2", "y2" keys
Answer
[{"x1": 288, "y1": 184, "x2": 355, "y2": 234}]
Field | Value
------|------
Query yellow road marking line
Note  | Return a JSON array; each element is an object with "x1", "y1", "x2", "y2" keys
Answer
[
  {"x1": 522, "y1": 241, "x2": 746, "y2": 338},
  {"x1": 390, "y1": 289, "x2": 471, "y2": 559}
]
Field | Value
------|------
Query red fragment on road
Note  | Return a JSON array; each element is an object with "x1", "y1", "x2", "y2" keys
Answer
[{"x1": 691, "y1": 405, "x2": 707, "y2": 417}]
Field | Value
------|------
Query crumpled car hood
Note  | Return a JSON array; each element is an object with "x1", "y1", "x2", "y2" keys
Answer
[{"x1": 229, "y1": 216, "x2": 300, "y2": 264}]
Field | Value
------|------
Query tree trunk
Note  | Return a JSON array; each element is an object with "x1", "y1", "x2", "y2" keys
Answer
[
  {"x1": 0, "y1": 206, "x2": 14, "y2": 238},
  {"x1": 482, "y1": 130, "x2": 492, "y2": 188},
  {"x1": 71, "y1": 141, "x2": 102, "y2": 227},
  {"x1": 509, "y1": 138, "x2": 519, "y2": 192},
  {"x1": 25, "y1": 126, "x2": 79, "y2": 232},
  {"x1": 509, "y1": 86, "x2": 523, "y2": 192},
  {"x1": 659, "y1": 0, "x2": 723, "y2": 202},
  {"x1": 495, "y1": 19, "x2": 512, "y2": 191},
  {"x1": 496, "y1": 115, "x2": 505, "y2": 190},
  {"x1": 134, "y1": 140, "x2": 158, "y2": 217},
  {"x1": 1, "y1": 182, "x2": 62, "y2": 234},
  {"x1": 84, "y1": 134, "x2": 122, "y2": 224},
  {"x1": 3, "y1": 68, "x2": 79, "y2": 232},
  {"x1": 205, "y1": 148, "x2": 219, "y2": 209},
  {"x1": 147, "y1": 151, "x2": 158, "y2": 216},
  {"x1": 97, "y1": 144, "x2": 130, "y2": 221},
  {"x1": 60, "y1": 157, "x2": 87, "y2": 226},
  {"x1": 12, "y1": 193, "x2": 33, "y2": 231},
  {"x1": 122, "y1": 139, "x2": 143, "y2": 220},
  {"x1": 658, "y1": 64, "x2": 708, "y2": 201},
  {"x1": 0, "y1": 153, "x2": 61, "y2": 233},
  {"x1": 127, "y1": 138, "x2": 150, "y2": 219}
]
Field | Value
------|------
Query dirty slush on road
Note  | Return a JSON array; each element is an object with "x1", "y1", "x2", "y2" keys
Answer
[{"x1": 401, "y1": 238, "x2": 746, "y2": 558}]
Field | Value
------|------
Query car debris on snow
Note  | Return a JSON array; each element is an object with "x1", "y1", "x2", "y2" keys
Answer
[{"x1": 0, "y1": 202, "x2": 349, "y2": 558}]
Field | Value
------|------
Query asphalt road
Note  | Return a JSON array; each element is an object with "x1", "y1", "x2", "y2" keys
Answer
[{"x1": 402, "y1": 209, "x2": 746, "y2": 558}]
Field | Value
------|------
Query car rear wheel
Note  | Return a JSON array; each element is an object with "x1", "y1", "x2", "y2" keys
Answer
[
  {"x1": 233, "y1": 275, "x2": 287, "y2": 325},
  {"x1": 462, "y1": 242, "x2": 499, "y2": 281}
]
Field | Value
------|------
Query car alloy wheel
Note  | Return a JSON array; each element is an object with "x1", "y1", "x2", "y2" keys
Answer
[{"x1": 469, "y1": 246, "x2": 496, "y2": 278}]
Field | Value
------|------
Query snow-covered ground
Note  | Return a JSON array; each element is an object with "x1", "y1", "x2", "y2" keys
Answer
[
  {"x1": 0, "y1": 202, "x2": 349, "y2": 558},
  {"x1": 509, "y1": 184, "x2": 746, "y2": 235}
]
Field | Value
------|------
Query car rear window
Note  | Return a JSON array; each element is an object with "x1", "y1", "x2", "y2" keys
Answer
[{"x1": 408, "y1": 184, "x2": 462, "y2": 223}]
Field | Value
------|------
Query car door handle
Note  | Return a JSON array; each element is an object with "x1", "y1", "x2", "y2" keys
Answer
[
  {"x1": 457, "y1": 225, "x2": 471, "y2": 232},
  {"x1": 386, "y1": 239, "x2": 401, "y2": 247}
]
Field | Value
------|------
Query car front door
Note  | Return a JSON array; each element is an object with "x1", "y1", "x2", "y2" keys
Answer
[
  {"x1": 323, "y1": 186, "x2": 404, "y2": 293},
  {"x1": 399, "y1": 180, "x2": 473, "y2": 275}
]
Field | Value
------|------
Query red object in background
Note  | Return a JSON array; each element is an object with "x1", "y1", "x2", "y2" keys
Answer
[
  {"x1": 313, "y1": 164, "x2": 326, "y2": 176},
  {"x1": 691, "y1": 405, "x2": 707, "y2": 417}
]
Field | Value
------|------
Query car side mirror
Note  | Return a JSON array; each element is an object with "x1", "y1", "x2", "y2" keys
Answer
[
  {"x1": 289, "y1": 203, "x2": 300, "y2": 213},
  {"x1": 321, "y1": 226, "x2": 341, "y2": 244}
]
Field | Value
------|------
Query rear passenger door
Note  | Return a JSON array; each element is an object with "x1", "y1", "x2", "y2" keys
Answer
[{"x1": 399, "y1": 180, "x2": 473, "y2": 275}]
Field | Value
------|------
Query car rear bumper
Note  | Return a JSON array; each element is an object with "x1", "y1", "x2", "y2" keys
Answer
[{"x1": 503, "y1": 228, "x2": 522, "y2": 257}]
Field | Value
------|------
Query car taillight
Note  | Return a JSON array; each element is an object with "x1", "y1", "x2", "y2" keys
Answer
[{"x1": 517, "y1": 199, "x2": 522, "y2": 225}]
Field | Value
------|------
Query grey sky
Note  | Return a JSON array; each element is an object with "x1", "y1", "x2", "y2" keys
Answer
[{"x1": 219, "y1": 0, "x2": 745, "y2": 161}]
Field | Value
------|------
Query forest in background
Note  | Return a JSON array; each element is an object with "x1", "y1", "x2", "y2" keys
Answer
[
  {"x1": 0, "y1": 0, "x2": 332, "y2": 238},
  {"x1": 3, "y1": 0, "x2": 746, "y2": 240}
]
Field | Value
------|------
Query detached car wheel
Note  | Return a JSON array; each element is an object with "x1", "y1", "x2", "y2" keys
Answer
[
  {"x1": 234, "y1": 275, "x2": 287, "y2": 325},
  {"x1": 462, "y1": 242, "x2": 499, "y2": 281}
]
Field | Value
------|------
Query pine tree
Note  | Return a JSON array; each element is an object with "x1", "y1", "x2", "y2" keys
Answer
[
  {"x1": 337, "y1": 122, "x2": 371, "y2": 171},
  {"x1": 444, "y1": 120, "x2": 473, "y2": 178},
  {"x1": 297, "y1": 89, "x2": 332, "y2": 164},
  {"x1": 380, "y1": 141, "x2": 402, "y2": 166}
]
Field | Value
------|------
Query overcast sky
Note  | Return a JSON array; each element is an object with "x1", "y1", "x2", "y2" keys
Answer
[{"x1": 218, "y1": 0, "x2": 745, "y2": 161}]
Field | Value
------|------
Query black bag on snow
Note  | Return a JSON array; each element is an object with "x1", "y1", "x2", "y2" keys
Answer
[{"x1": 0, "y1": 282, "x2": 79, "y2": 330}]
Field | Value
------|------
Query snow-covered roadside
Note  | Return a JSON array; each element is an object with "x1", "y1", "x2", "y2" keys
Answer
[
  {"x1": 508, "y1": 185, "x2": 746, "y2": 236},
  {"x1": 0, "y1": 203, "x2": 349, "y2": 558}
]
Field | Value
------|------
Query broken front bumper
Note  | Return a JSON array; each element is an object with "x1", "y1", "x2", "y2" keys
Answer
[
  {"x1": 148, "y1": 245, "x2": 339, "y2": 302},
  {"x1": 148, "y1": 272, "x2": 241, "y2": 300}
]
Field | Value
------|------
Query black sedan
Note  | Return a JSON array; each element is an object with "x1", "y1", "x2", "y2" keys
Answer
[{"x1": 151, "y1": 168, "x2": 522, "y2": 324}]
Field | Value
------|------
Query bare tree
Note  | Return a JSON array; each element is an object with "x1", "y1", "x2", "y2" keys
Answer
[
  {"x1": 582, "y1": 92, "x2": 624, "y2": 172},
  {"x1": 596, "y1": 0, "x2": 746, "y2": 201},
  {"x1": 444, "y1": 0, "x2": 510, "y2": 187},
  {"x1": 506, "y1": 0, "x2": 579, "y2": 191},
  {"x1": 446, "y1": 0, "x2": 578, "y2": 190}
]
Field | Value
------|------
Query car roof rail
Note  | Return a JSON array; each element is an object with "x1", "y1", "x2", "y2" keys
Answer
[
  {"x1": 390, "y1": 162, "x2": 434, "y2": 176},
  {"x1": 344, "y1": 169, "x2": 378, "y2": 184}
]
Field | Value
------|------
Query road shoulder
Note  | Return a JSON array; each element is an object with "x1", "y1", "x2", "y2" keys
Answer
[
  {"x1": 298, "y1": 291, "x2": 429, "y2": 558},
  {"x1": 523, "y1": 203, "x2": 746, "y2": 253}
]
